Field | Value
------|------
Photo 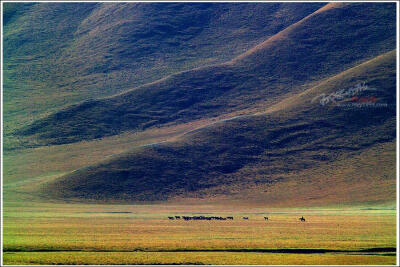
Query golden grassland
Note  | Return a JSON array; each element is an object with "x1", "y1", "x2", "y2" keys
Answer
[
  {"x1": 2, "y1": 202, "x2": 397, "y2": 265},
  {"x1": 4, "y1": 251, "x2": 396, "y2": 265}
]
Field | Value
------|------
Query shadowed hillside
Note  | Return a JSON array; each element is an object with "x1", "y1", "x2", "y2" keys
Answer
[
  {"x1": 41, "y1": 50, "x2": 396, "y2": 202},
  {"x1": 3, "y1": 2, "x2": 324, "y2": 134},
  {"x1": 14, "y1": 2, "x2": 396, "y2": 147}
]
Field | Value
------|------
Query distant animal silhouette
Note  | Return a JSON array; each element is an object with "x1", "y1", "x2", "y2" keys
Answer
[
  {"x1": 170, "y1": 215, "x2": 236, "y2": 221},
  {"x1": 242, "y1": 217, "x2": 249, "y2": 220},
  {"x1": 264, "y1": 216, "x2": 269, "y2": 220},
  {"x1": 299, "y1": 216, "x2": 306, "y2": 222}
]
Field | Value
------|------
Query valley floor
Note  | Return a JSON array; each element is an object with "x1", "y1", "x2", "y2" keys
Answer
[{"x1": 2, "y1": 202, "x2": 397, "y2": 265}]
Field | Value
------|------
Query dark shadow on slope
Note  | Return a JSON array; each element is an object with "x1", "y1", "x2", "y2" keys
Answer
[{"x1": 40, "y1": 51, "x2": 396, "y2": 202}]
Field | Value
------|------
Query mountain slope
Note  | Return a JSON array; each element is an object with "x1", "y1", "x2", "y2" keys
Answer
[
  {"x1": 14, "y1": 2, "x2": 396, "y2": 146},
  {"x1": 40, "y1": 50, "x2": 396, "y2": 203},
  {"x1": 3, "y1": 2, "x2": 324, "y2": 133}
]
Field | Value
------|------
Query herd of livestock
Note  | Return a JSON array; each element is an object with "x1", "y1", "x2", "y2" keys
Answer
[{"x1": 168, "y1": 216, "x2": 307, "y2": 221}]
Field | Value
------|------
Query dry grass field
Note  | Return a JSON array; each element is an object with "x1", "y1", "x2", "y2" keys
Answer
[
  {"x1": 4, "y1": 251, "x2": 396, "y2": 265},
  {"x1": 2, "y1": 202, "x2": 397, "y2": 265}
]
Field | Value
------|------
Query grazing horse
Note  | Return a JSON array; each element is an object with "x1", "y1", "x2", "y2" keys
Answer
[
  {"x1": 175, "y1": 216, "x2": 181, "y2": 219},
  {"x1": 264, "y1": 217, "x2": 269, "y2": 221},
  {"x1": 168, "y1": 217, "x2": 174, "y2": 220},
  {"x1": 299, "y1": 216, "x2": 306, "y2": 222},
  {"x1": 242, "y1": 217, "x2": 249, "y2": 220},
  {"x1": 227, "y1": 216, "x2": 233, "y2": 220}
]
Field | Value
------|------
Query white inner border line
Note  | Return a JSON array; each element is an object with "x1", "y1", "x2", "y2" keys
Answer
[{"x1": 396, "y1": 1, "x2": 400, "y2": 266}]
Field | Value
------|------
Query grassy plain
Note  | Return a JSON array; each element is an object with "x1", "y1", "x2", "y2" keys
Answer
[
  {"x1": 4, "y1": 251, "x2": 396, "y2": 265},
  {"x1": 2, "y1": 202, "x2": 397, "y2": 265}
]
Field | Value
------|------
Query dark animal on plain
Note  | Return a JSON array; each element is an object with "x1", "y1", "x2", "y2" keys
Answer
[
  {"x1": 179, "y1": 216, "x2": 236, "y2": 221},
  {"x1": 299, "y1": 216, "x2": 306, "y2": 222},
  {"x1": 242, "y1": 217, "x2": 249, "y2": 220},
  {"x1": 168, "y1": 217, "x2": 174, "y2": 220},
  {"x1": 264, "y1": 217, "x2": 268, "y2": 220}
]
